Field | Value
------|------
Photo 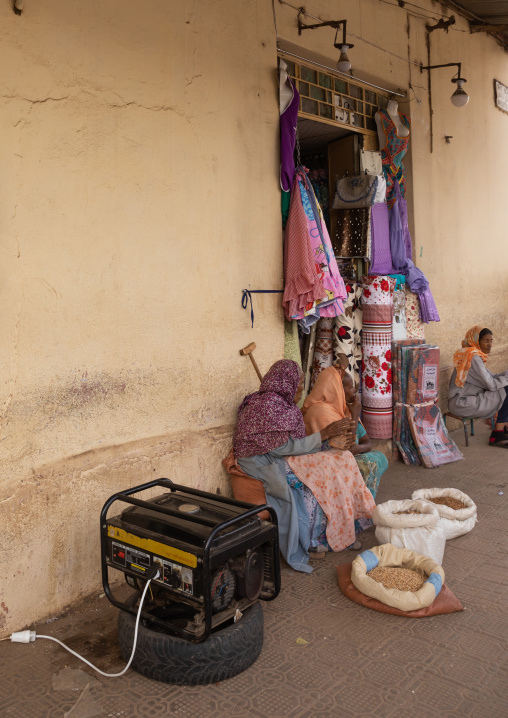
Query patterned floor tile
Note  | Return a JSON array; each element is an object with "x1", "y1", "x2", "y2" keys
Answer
[{"x1": 0, "y1": 423, "x2": 506, "y2": 718}]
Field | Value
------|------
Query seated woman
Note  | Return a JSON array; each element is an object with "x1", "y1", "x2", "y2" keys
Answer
[
  {"x1": 448, "y1": 326, "x2": 508, "y2": 446},
  {"x1": 231, "y1": 359, "x2": 375, "y2": 572},
  {"x1": 301, "y1": 365, "x2": 388, "y2": 498}
]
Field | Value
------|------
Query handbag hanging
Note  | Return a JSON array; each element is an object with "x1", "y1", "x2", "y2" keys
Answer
[{"x1": 332, "y1": 174, "x2": 386, "y2": 210}]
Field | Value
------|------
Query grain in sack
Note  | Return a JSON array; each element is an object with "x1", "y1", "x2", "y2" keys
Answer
[
  {"x1": 411, "y1": 488, "x2": 477, "y2": 539},
  {"x1": 372, "y1": 499, "x2": 446, "y2": 564},
  {"x1": 351, "y1": 543, "x2": 445, "y2": 611}
]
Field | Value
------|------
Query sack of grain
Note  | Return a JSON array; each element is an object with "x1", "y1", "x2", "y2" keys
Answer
[
  {"x1": 351, "y1": 543, "x2": 445, "y2": 611},
  {"x1": 373, "y1": 499, "x2": 446, "y2": 564},
  {"x1": 411, "y1": 488, "x2": 477, "y2": 540}
]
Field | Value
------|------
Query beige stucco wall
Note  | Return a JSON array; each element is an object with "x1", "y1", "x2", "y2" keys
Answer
[
  {"x1": 1, "y1": 0, "x2": 507, "y2": 634},
  {"x1": 0, "y1": 0, "x2": 284, "y2": 634}
]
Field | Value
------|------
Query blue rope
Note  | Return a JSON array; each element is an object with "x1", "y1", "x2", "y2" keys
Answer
[{"x1": 242, "y1": 289, "x2": 284, "y2": 328}]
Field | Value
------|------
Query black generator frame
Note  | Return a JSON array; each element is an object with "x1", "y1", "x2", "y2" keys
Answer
[{"x1": 100, "y1": 478, "x2": 281, "y2": 642}]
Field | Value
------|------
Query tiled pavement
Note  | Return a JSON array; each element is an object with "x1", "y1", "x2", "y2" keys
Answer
[{"x1": 1, "y1": 422, "x2": 507, "y2": 717}]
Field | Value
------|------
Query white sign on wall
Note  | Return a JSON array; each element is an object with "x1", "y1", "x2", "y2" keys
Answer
[{"x1": 494, "y1": 79, "x2": 508, "y2": 114}]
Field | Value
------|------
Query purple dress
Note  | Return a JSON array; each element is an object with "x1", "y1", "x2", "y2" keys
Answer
[
  {"x1": 369, "y1": 203, "x2": 395, "y2": 275},
  {"x1": 280, "y1": 77, "x2": 300, "y2": 226}
]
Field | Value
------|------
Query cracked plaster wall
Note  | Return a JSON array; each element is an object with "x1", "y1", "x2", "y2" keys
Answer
[{"x1": 0, "y1": 0, "x2": 283, "y2": 634}]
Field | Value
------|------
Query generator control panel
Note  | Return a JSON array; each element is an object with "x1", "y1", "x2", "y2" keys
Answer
[
  {"x1": 106, "y1": 524, "x2": 201, "y2": 600},
  {"x1": 111, "y1": 540, "x2": 195, "y2": 596}
]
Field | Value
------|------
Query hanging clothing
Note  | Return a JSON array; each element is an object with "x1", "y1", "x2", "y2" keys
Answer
[
  {"x1": 389, "y1": 182, "x2": 413, "y2": 272},
  {"x1": 309, "y1": 169, "x2": 330, "y2": 228},
  {"x1": 333, "y1": 208, "x2": 370, "y2": 258},
  {"x1": 378, "y1": 108, "x2": 410, "y2": 208},
  {"x1": 418, "y1": 288, "x2": 440, "y2": 323},
  {"x1": 279, "y1": 61, "x2": 300, "y2": 227},
  {"x1": 369, "y1": 203, "x2": 395, "y2": 275},
  {"x1": 284, "y1": 168, "x2": 346, "y2": 330},
  {"x1": 388, "y1": 183, "x2": 439, "y2": 323},
  {"x1": 404, "y1": 286, "x2": 425, "y2": 339},
  {"x1": 283, "y1": 174, "x2": 326, "y2": 322}
]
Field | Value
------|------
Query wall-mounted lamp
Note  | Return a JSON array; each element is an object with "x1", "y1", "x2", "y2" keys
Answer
[
  {"x1": 297, "y1": 14, "x2": 354, "y2": 73},
  {"x1": 420, "y1": 62, "x2": 469, "y2": 107}
]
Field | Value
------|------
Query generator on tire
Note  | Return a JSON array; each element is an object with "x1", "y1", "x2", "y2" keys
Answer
[{"x1": 101, "y1": 479, "x2": 280, "y2": 644}]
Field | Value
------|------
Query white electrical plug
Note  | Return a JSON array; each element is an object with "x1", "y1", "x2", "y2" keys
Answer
[{"x1": 11, "y1": 630, "x2": 36, "y2": 643}]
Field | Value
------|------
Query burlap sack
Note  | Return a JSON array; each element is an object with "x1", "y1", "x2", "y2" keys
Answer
[
  {"x1": 412, "y1": 488, "x2": 477, "y2": 539},
  {"x1": 351, "y1": 543, "x2": 445, "y2": 611},
  {"x1": 373, "y1": 499, "x2": 446, "y2": 564}
]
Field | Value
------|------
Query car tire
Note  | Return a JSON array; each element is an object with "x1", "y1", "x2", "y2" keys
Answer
[{"x1": 117, "y1": 597, "x2": 264, "y2": 685}]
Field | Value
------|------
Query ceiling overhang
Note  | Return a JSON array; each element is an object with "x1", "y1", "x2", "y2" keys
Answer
[{"x1": 440, "y1": 1, "x2": 508, "y2": 48}]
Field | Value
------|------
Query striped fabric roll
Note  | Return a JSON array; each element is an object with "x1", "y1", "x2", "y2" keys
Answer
[{"x1": 361, "y1": 276, "x2": 396, "y2": 439}]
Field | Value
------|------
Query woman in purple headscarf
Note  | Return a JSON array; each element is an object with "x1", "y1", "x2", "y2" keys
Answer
[
  {"x1": 233, "y1": 360, "x2": 351, "y2": 572},
  {"x1": 234, "y1": 360, "x2": 347, "y2": 459}
]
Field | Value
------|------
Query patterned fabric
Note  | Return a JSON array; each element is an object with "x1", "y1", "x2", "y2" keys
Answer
[
  {"x1": 391, "y1": 338, "x2": 425, "y2": 462},
  {"x1": 407, "y1": 402, "x2": 463, "y2": 468},
  {"x1": 284, "y1": 319, "x2": 302, "y2": 369},
  {"x1": 392, "y1": 288, "x2": 407, "y2": 340},
  {"x1": 309, "y1": 318, "x2": 334, "y2": 388},
  {"x1": 283, "y1": 173, "x2": 325, "y2": 321},
  {"x1": 391, "y1": 341, "x2": 460, "y2": 469},
  {"x1": 452, "y1": 326, "x2": 488, "y2": 388},
  {"x1": 406, "y1": 345, "x2": 440, "y2": 405},
  {"x1": 286, "y1": 460, "x2": 376, "y2": 552},
  {"x1": 291, "y1": 169, "x2": 346, "y2": 328},
  {"x1": 333, "y1": 282, "x2": 363, "y2": 385},
  {"x1": 392, "y1": 339, "x2": 426, "y2": 404},
  {"x1": 378, "y1": 108, "x2": 410, "y2": 209},
  {"x1": 233, "y1": 360, "x2": 305, "y2": 458},
  {"x1": 369, "y1": 203, "x2": 395, "y2": 275},
  {"x1": 333, "y1": 208, "x2": 370, "y2": 258},
  {"x1": 361, "y1": 276, "x2": 396, "y2": 439},
  {"x1": 287, "y1": 449, "x2": 376, "y2": 552},
  {"x1": 404, "y1": 286, "x2": 425, "y2": 339},
  {"x1": 309, "y1": 169, "x2": 330, "y2": 228}
]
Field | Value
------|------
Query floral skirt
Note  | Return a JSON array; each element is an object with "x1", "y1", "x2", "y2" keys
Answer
[{"x1": 286, "y1": 448, "x2": 388, "y2": 551}]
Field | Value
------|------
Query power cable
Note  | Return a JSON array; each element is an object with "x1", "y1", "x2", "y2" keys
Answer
[{"x1": 7, "y1": 570, "x2": 159, "y2": 678}]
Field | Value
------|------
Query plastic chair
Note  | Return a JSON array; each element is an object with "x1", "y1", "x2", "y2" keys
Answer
[{"x1": 443, "y1": 412, "x2": 495, "y2": 447}]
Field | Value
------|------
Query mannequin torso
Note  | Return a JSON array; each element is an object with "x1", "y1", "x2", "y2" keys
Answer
[{"x1": 375, "y1": 100, "x2": 409, "y2": 150}]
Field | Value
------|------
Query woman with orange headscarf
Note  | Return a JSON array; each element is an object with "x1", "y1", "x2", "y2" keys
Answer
[
  {"x1": 299, "y1": 364, "x2": 389, "y2": 497},
  {"x1": 448, "y1": 326, "x2": 508, "y2": 446}
]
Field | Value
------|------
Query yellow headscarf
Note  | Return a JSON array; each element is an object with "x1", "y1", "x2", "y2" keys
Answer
[{"x1": 452, "y1": 326, "x2": 488, "y2": 388}]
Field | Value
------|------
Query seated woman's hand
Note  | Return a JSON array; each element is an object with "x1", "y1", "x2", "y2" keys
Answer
[
  {"x1": 320, "y1": 418, "x2": 354, "y2": 442},
  {"x1": 345, "y1": 392, "x2": 362, "y2": 418},
  {"x1": 329, "y1": 434, "x2": 355, "y2": 451}
]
